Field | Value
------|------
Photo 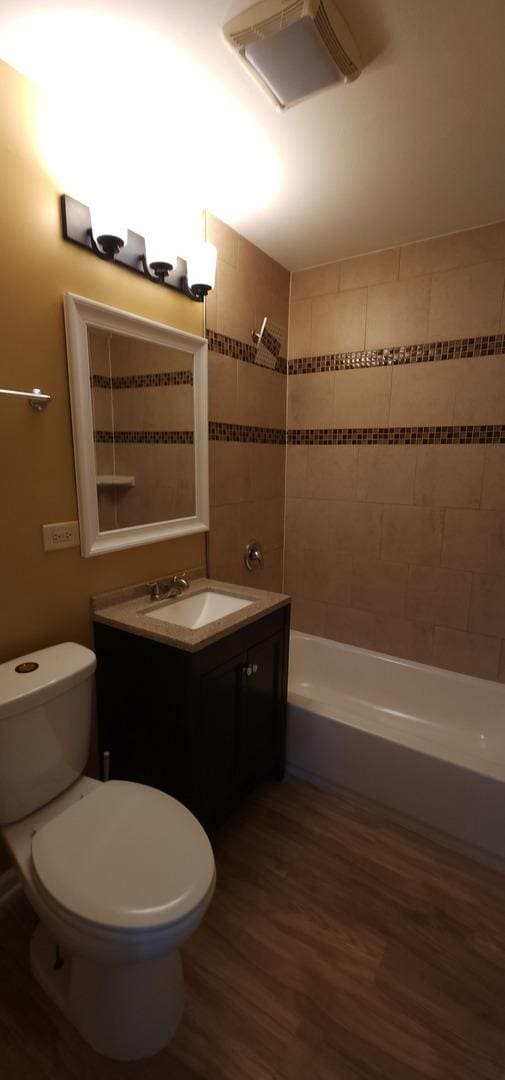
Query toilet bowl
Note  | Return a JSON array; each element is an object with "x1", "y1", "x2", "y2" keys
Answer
[{"x1": 0, "y1": 644, "x2": 215, "y2": 1060}]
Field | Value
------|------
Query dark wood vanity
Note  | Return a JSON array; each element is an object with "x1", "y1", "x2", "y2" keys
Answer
[{"x1": 93, "y1": 594, "x2": 290, "y2": 832}]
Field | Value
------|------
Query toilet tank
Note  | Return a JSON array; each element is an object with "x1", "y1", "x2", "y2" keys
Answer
[{"x1": 0, "y1": 643, "x2": 96, "y2": 825}]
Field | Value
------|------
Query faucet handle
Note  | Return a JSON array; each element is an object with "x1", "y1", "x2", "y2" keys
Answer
[{"x1": 173, "y1": 571, "x2": 190, "y2": 589}]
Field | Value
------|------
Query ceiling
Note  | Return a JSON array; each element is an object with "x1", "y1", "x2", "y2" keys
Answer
[{"x1": 1, "y1": 0, "x2": 504, "y2": 270}]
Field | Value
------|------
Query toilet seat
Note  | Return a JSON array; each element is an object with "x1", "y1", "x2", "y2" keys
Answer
[{"x1": 31, "y1": 781, "x2": 215, "y2": 933}]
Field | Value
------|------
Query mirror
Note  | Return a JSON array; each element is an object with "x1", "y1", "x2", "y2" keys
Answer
[{"x1": 64, "y1": 293, "x2": 208, "y2": 557}]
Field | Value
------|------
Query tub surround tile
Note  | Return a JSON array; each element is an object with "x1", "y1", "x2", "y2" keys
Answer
[
  {"x1": 399, "y1": 221, "x2": 505, "y2": 279},
  {"x1": 375, "y1": 615, "x2": 434, "y2": 666},
  {"x1": 287, "y1": 425, "x2": 505, "y2": 447},
  {"x1": 442, "y1": 509, "x2": 505, "y2": 575},
  {"x1": 428, "y1": 261, "x2": 505, "y2": 341},
  {"x1": 388, "y1": 362, "x2": 457, "y2": 428},
  {"x1": 481, "y1": 446, "x2": 505, "y2": 510},
  {"x1": 324, "y1": 603, "x2": 377, "y2": 650},
  {"x1": 286, "y1": 445, "x2": 308, "y2": 498},
  {"x1": 209, "y1": 441, "x2": 250, "y2": 506},
  {"x1": 206, "y1": 212, "x2": 239, "y2": 268},
  {"x1": 291, "y1": 263, "x2": 340, "y2": 301},
  {"x1": 356, "y1": 446, "x2": 416, "y2": 505},
  {"x1": 312, "y1": 289, "x2": 367, "y2": 356},
  {"x1": 289, "y1": 298, "x2": 312, "y2": 359},
  {"x1": 302, "y1": 548, "x2": 352, "y2": 607},
  {"x1": 304, "y1": 444, "x2": 358, "y2": 501},
  {"x1": 414, "y1": 445, "x2": 485, "y2": 509},
  {"x1": 351, "y1": 560, "x2": 408, "y2": 618},
  {"x1": 209, "y1": 422, "x2": 285, "y2": 445},
  {"x1": 405, "y1": 565, "x2": 472, "y2": 630},
  {"x1": 381, "y1": 505, "x2": 444, "y2": 567},
  {"x1": 328, "y1": 501, "x2": 383, "y2": 560},
  {"x1": 453, "y1": 355, "x2": 505, "y2": 426},
  {"x1": 208, "y1": 351, "x2": 238, "y2": 424},
  {"x1": 432, "y1": 627, "x2": 501, "y2": 681},
  {"x1": 340, "y1": 248, "x2": 400, "y2": 292},
  {"x1": 290, "y1": 597, "x2": 326, "y2": 636},
  {"x1": 332, "y1": 366, "x2": 392, "y2": 428},
  {"x1": 236, "y1": 361, "x2": 287, "y2": 430},
  {"x1": 468, "y1": 575, "x2": 505, "y2": 638},
  {"x1": 288, "y1": 334, "x2": 505, "y2": 375},
  {"x1": 216, "y1": 261, "x2": 256, "y2": 346},
  {"x1": 288, "y1": 370, "x2": 335, "y2": 429},
  {"x1": 366, "y1": 276, "x2": 432, "y2": 349}
]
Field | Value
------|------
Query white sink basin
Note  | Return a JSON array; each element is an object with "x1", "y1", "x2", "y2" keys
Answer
[{"x1": 143, "y1": 590, "x2": 253, "y2": 630}]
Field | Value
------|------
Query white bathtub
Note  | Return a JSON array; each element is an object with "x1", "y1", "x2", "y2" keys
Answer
[{"x1": 287, "y1": 631, "x2": 505, "y2": 861}]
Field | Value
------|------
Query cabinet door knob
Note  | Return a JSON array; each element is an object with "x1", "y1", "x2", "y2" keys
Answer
[
  {"x1": 243, "y1": 664, "x2": 253, "y2": 677},
  {"x1": 252, "y1": 664, "x2": 258, "y2": 674}
]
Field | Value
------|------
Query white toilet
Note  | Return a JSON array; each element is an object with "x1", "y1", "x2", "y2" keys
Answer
[{"x1": 0, "y1": 642, "x2": 215, "y2": 1061}]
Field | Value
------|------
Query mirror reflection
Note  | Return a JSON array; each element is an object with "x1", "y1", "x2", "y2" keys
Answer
[{"x1": 88, "y1": 329, "x2": 196, "y2": 532}]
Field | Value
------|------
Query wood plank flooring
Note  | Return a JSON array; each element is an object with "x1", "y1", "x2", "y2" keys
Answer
[{"x1": 2, "y1": 776, "x2": 505, "y2": 1078}]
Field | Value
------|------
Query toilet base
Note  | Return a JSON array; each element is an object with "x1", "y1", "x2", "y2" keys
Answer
[{"x1": 30, "y1": 922, "x2": 184, "y2": 1061}]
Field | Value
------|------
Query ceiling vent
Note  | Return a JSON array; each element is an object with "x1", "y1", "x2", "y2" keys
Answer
[{"x1": 223, "y1": 0, "x2": 361, "y2": 110}]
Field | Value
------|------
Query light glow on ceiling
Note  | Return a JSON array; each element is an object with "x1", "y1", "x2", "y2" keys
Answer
[{"x1": 0, "y1": 8, "x2": 282, "y2": 251}]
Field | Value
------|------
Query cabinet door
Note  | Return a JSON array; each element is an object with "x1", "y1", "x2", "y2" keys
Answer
[
  {"x1": 195, "y1": 651, "x2": 246, "y2": 823},
  {"x1": 238, "y1": 633, "x2": 282, "y2": 788}
]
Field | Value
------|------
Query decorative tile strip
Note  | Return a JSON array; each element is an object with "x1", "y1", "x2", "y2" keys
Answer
[
  {"x1": 94, "y1": 430, "x2": 194, "y2": 444},
  {"x1": 289, "y1": 333, "x2": 505, "y2": 375},
  {"x1": 206, "y1": 329, "x2": 287, "y2": 374},
  {"x1": 91, "y1": 371, "x2": 193, "y2": 388},
  {"x1": 209, "y1": 421, "x2": 285, "y2": 444},
  {"x1": 287, "y1": 425, "x2": 505, "y2": 446}
]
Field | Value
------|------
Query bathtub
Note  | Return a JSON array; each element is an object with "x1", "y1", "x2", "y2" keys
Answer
[{"x1": 287, "y1": 631, "x2": 505, "y2": 862}]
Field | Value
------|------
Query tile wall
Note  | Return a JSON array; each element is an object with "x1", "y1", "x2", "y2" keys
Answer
[
  {"x1": 205, "y1": 213, "x2": 290, "y2": 591},
  {"x1": 286, "y1": 221, "x2": 505, "y2": 681}
]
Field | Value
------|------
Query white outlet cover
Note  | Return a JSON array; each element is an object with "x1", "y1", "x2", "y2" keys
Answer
[{"x1": 42, "y1": 521, "x2": 80, "y2": 552}]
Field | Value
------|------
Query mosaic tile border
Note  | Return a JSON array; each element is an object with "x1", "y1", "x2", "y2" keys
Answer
[
  {"x1": 287, "y1": 425, "x2": 505, "y2": 446},
  {"x1": 91, "y1": 371, "x2": 193, "y2": 389},
  {"x1": 209, "y1": 421, "x2": 285, "y2": 445},
  {"x1": 289, "y1": 333, "x2": 505, "y2": 375},
  {"x1": 95, "y1": 430, "x2": 194, "y2": 445},
  {"x1": 206, "y1": 329, "x2": 287, "y2": 374}
]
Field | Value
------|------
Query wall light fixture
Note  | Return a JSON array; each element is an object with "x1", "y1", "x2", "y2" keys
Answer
[{"x1": 61, "y1": 195, "x2": 217, "y2": 303}]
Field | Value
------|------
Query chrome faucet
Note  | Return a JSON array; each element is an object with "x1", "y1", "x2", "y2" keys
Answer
[{"x1": 149, "y1": 573, "x2": 190, "y2": 602}]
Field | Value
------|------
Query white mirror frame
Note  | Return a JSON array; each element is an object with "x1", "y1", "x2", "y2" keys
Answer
[{"x1": 64, "y1": 292, "x2": 209, "y2": 557}]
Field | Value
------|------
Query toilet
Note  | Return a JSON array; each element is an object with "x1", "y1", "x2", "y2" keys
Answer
[{"x1": 0, "y1": 642, "x2": 215, "y2": 1061}]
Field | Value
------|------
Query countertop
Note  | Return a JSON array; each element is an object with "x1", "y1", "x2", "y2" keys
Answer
[{"x1": 92, "y1": 576, "x2": 290, "y2": 652}]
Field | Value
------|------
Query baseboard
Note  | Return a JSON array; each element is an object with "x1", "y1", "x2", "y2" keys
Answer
[{"x1": 0, "y1": 867, "x2": 21, "y2": 904}]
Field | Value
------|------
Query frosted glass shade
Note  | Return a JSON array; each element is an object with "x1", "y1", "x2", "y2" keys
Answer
[{"x1": 187, "y1": 242, "x2": 217, "y2": 293}]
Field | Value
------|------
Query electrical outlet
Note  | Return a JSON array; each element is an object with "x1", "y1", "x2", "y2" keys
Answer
[{"x1": 42, "y1": 521, "x2": 80, "y2": 552}]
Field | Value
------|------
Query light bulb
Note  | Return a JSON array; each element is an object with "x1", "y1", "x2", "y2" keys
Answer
[{"x1": 186, "y1": 242, "x2": 217, "y2": 299}]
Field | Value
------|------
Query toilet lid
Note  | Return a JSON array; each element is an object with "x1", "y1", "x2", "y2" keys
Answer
[{"x1": 31, "y1": 781, "x2": 215, "y2": 931}]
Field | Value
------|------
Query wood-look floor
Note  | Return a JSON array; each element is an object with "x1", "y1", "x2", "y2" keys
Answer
[{"x1": 2, "y1": 777, "x2": 505, "y2": 1079}]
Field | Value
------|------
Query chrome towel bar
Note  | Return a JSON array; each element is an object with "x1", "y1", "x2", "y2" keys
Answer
[{"x1": 0, "y1": 387, "x2": 52, "y2": 411}]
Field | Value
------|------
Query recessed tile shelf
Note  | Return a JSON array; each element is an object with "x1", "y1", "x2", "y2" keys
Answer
[{"x1": 96, "y1": 474, "x2": 136, "y2": 488}]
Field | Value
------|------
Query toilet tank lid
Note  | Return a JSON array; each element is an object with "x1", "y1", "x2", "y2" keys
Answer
[{"x1": 0, "y1": 643, "x2": 96, "y2": 720}]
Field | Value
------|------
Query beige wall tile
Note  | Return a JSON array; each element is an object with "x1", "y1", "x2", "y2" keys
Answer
[
  {"x1": 366, "y1": 276, "x2": 431, "y2": 348},
  {"x1": 429, "y1": 261, "x2": 505, "y2": 340},
  {"x1": 236, "y1": 363, "x2": 286, "y2": 429},
  {"x1": 288, "y1": 371, "x2": 335, "y2": 428},
  {"x1": 291, "y1": 263, "x2": 339, "y2": 300},
  {"x1": 286, "y1": 445, "x2": 307, "y2": 498},
  {"x1": 260, "y1": 546, "x2": 283, "y2": 592},
  {"x1": 254, "y1": 284, "x2": 289, "y2": 347},
  {"x1": 208, "y1": 503, "x2": 242, "y2": 582},
  {"x1": 332, "y1": 366, "x2": 392, "y2": 427},
  {"x1": 303, "y1": 548, "x2": 352, "y2": 606},
  {"x1": 356, "y1": 446, "x2": 416, "y2": 505},
  {"x1": 285, "y1": 497, "x2": 329, "y2": 549},
  {"x1": 453, "y1": 355, "x2": 505, "y2": 425},
  {"x1": 238, "y1": 498, "x2": 284, "y2": 553},
  {"x1": 208, "y1": 352, "x2": 237, "y2": 423},
  {"x1": 312, "y1": 289, "x2": 367, "y2": 355},
  {"x1": 351, "y1": 560, "x2": 407, "y2": 617},
  {"x1": 340, "y1": 248, "x2": 399, "y2": 291},
  {"x1": 238, "y1": 235, "x2": 273, "y2": 286},
  {"x1": 432, "y1": 627, "x2": 501, "y2": 681},
  {"x1": 206, "y1": 213, "x2": 238, "y2": 268},
  {"x1": 283, "y1": 537, "x2": 304, "y2": 595},
  {"x1": 414, "y1": 445, "x2": 485, "y2": 509},
  {"x1": 291, "y1": 597, "x2": 326, "y2": 636},
  {"x1": 406, "y1": 565, "x2": 472, "y2": 629},
  {"x1": 499, "y1": 642, "x2": 505, "y2": 683},
  {"x1": 399, "y1": 222, "x2": 505, "y2": 280},
  {"x1": 289, "y1": 298, "x2": 312, "y2": 359},
  {"x1": 375, "y1": 615, "x2": 433, "y2": 666},
  {"x1": 481, "y1": 446, "x2": 505, "y2": 510},
  {"x1": 381, "y1": 505, "x2": 444, "y2": 566},
  {"x1": 468, "y1": 574, "x2": 505, "y2": 637},
  {"x1": 304, "y1": 445, "x2": 358, "y2": 501},
  {"x1": 442, "y1": 508, "x2": 505, "y2": 574},
  {"x1": 97, "y1": 488, "x2": 116, "y2": 532},
  {"x1": 112, "y1": 385, "x2": 194, "y2": 433},
  {"x1": 216, "y1": 262, "x2": 255, "y2": 345},
  {"x1": 324, "y1": 604, "x2": 377, "y2": 650},
  {"x1": 389, "y1": 362, "x2": 457, "y2": 427},
  {"x1": 328, "y1": 501, "x2": 383, "y2": 560},
  {"x1": 209, "y1": 441, "x2": 249, "y2": 506},
  {"x1": 246, "y1": 444, "x2": 286, "y2": 501}
]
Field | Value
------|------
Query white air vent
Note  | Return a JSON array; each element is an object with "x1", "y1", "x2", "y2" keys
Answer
[{"x1": 223, "y1": 0, "x2": 361, "y2": 109}]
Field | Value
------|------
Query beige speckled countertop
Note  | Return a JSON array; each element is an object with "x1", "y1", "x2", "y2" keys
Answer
[{"x1": 92, "y1": 576, "x2": 290, "y2": 652}]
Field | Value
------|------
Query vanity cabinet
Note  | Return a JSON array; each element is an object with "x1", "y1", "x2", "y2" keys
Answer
[{"x1": 93, "y1": 605, "x2": 290, "y2": 831}]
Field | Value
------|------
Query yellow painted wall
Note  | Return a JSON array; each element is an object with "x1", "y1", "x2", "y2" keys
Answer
[{"x1": 0, "y1": 60, "x2": 205, "y2": 663}]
